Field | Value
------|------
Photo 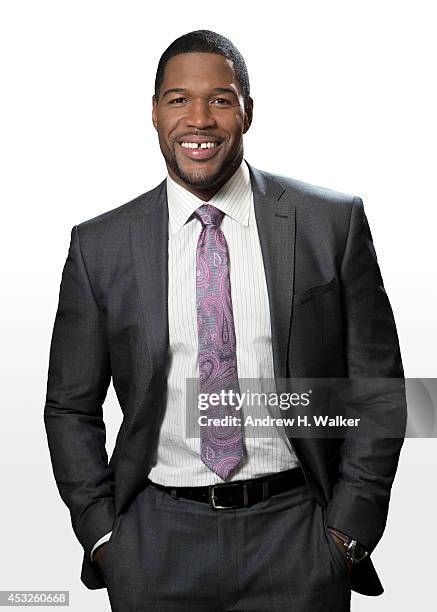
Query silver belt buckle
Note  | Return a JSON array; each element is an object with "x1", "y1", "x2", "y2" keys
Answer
[{"x1": 208, "y1": 483, "x2": 249, "y2": 509}]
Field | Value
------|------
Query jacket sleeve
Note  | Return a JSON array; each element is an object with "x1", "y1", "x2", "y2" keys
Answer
[
  {"x1": 44, "y1": 225, "x2": 116, "y2": 561},
  {"x1": 326, "y1": 197, "x2": 407, "y2": 553}
]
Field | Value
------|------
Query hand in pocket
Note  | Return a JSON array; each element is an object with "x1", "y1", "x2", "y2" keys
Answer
[{"x1": 327, "y1": 528, "x2": 353, "y2": 574}]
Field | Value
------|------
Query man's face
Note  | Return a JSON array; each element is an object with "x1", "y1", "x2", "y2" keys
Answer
[{"x1": 152, "y1": 52, "x2": 253, "y2": 197}]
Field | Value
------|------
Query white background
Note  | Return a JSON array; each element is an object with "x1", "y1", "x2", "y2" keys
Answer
[{"x1": 1, "y1": 1, "x2": 436, "y2": 610}]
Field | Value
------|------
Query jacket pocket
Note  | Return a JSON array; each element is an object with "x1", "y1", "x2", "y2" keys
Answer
[
  {"x1": 293, "y1": 277, "x2": 337, "y2": 307},
  {"x1": 320, "y1": 508, "x2": 351, "y2": 581},
  {"x1": 99, "y1": 514, "x2": 124, "y2": 584}
]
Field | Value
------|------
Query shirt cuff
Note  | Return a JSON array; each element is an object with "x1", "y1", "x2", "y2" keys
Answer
[{"x1": 90, "y1": 531, "x2": 112, "y2": 562}]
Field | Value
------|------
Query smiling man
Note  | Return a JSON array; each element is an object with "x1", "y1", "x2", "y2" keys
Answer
[
  {"x1": 44, "y1": 30, "x2": 405, "y2": 612},
  {"x1": 153, "y1": 50, "x2": 252, "y2": 197}
]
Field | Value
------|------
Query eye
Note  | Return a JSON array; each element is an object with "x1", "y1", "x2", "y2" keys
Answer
[
  {"x1": 212, "y1": 98, "x2": 231, "y2": 105},
  {"x1": 169, "y1": 97, "x2": 188, "y2": 105}
]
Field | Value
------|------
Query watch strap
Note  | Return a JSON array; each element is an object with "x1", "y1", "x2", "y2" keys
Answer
[{"x1": 327, "y1": 527, "x2": 368, "y2": 564}]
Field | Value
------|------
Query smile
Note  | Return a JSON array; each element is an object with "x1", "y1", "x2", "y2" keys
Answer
[
  {"x1": 177, "y1": 141, "x2": 223, "y2": 160},
  {"x1": 180, "y1": 142, "x2": 219, "y2": 149}
]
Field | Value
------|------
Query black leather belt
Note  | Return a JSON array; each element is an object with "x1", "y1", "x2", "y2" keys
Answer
[{"x1": 148, "y1": 467, "x2": 306, "y2": 510}]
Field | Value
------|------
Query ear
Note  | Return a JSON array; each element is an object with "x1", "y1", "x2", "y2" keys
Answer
[
  {"x1": 152, "y1": 95, "x2": 158, "y2": 131},
  {"x1": 243, "y1": 96, "x2": 254, "y2": 134}
]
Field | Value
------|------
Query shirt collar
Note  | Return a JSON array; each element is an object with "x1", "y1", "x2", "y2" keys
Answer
[{"x1": 166, "y1": 159, "x2": 252, "y2": 237}]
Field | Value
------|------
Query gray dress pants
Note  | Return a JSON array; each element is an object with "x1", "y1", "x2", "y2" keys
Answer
[{"x1": 100, "y1": 480, "x2": 351, "y2": 611}]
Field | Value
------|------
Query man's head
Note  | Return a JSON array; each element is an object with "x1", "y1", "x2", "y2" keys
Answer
[{"x1": 152, "y1": 30, "x2": 253, "y2": 200}]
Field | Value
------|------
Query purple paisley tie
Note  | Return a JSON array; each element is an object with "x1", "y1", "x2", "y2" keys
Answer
[{"x1": 194, "y1": 204, "x2": 246, "y2": 480}]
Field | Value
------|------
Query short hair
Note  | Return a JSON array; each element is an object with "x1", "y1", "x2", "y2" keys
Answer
[{"x1": 154, "y1": 30, "x2": 250, "y2": 109}]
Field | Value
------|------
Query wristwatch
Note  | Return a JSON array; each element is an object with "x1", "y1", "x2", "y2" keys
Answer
[{"x1": 328, "y1": 528, "x2": 369, "y2": 564}]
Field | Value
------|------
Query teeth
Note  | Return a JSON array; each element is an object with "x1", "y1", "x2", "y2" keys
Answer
[{"x1": 180, "y1": 142, "x2": 218, "y2": 149}]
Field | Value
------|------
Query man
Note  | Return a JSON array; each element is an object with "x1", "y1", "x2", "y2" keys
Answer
[{"x1": 44, "y1": 30, "x2": 405, "y2": 611}]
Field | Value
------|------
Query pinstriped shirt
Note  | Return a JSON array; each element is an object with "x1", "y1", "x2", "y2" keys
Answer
[
  {"x1": 90, "y1": 159, "x2": 300, "y2": 559},
  {"x1": 148, "y1": 159, "x2": 299, "y2": 486}
]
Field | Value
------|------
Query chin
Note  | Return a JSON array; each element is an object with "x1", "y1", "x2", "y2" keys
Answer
[{"x1": 175, "y1": 163, "x2": 224, "y2": 188}]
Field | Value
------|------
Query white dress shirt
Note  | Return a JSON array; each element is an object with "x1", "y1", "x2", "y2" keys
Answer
[{"x1": 91, "y1": 159, "x2": 299, "y2": 560}]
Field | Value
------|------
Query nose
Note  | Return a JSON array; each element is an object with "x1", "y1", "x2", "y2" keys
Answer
[{"x1": 185, "y1": 99, "x2": 217, "y2": 130}]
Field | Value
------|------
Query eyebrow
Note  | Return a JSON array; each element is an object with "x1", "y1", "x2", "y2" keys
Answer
[{"x1": 162, "y1": 87, "x2": 239, "y2": 99}]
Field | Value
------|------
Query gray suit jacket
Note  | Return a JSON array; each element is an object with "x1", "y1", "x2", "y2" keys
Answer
[{"x1": 44, "y1": 162, "x2": 406, "y2": 596}]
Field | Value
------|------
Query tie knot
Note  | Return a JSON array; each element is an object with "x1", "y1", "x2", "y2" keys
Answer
[{"x1": 194, "y1": 204, "x2": 224, "y2": 228}]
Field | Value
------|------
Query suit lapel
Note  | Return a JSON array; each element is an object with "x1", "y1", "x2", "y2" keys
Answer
[
  {"x1": 247, "y1": 162, "x2": 296, "y2": 381},
  {"x1": 130, "y1": 179, "x2": 169, "y2": 373}
]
